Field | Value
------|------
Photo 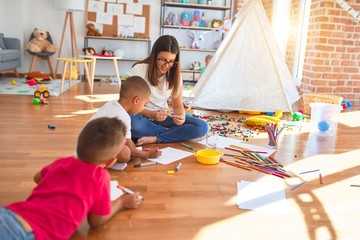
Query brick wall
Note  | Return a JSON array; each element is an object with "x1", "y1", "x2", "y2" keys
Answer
[
  {"x1": 301, "y1": 0, "x2": 360, "y2": 108},
  {"x1": 285, "y1": 0, "x2": 300, "y2": 74}
]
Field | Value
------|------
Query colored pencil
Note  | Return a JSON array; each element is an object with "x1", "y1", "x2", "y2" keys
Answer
[
  {"x1": 319, "y1": 173, "x2": 323, "y2": 184},
  {"x1": 290, "y1": 181, "x2": 307, "y2": 191},
  {"x1": 299, "y1": 169, "x2": 320, "y2": 174}
]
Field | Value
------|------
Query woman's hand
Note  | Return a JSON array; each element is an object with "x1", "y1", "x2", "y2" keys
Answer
[
  {"x1": 153, "y1": 110, "x2": 168, "y2": 122},
  {"x1": 173, "y1": 114, "x2": 185, "y2": 125}
]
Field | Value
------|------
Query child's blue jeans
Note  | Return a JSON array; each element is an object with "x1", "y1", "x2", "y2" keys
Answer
[
  {"x1": 0, "y1": 207, "x2": 35, "y2": 240},
  {"x1": 130, "y1": 114, "x2": 208, "y2": 143}
]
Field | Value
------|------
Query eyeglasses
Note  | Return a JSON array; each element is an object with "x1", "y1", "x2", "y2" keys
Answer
[{"x1": 157, "y1": 57, "x2": 177, "y2": 67}]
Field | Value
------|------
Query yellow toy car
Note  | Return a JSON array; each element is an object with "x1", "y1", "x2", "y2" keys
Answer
[{"x1": 34, "y1": 84, "x2": 50, "y2": 98}]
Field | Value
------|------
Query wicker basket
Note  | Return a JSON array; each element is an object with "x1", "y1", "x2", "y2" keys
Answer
[{"x1": 302, "y1": 94, "x2": 343, "y2": 115}]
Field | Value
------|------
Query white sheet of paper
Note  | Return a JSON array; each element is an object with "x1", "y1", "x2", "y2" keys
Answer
[
  {"x1": 198, "y1": 136, "x2": 243, "y2": 149},
  {"x1": 96, "y1": 12, "x2": 113, "y2": 25},
  {"x1": 134, "y1": 16, "x2": 145, "y2": 33},
  {"x1": 126, "y1": 3, "x2": 143, "y2": 15},
  {"x1": 237, "y1": 181, "x2": 290, "y2": 213},
  {"x1": 110, "y1": 180, "x2": 124, "y2": 201},
  {"x1": 88, "y1": 0, "x2": 105, "y2": 12},
  {"x1": 107, "y1": 3, "x2": 124, "y2": 14},
  {"x1": 118, "y1": 14, "x2": 134, "y2": 26},
  {"x1": 198, "y1": 136, "x2": 275, "y2": 157},
  {"x1": 147, "y1": 147, "x2": 193, "y2": 164}
]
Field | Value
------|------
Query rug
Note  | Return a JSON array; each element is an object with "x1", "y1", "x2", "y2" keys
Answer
[{"x1": 0, "y1": 78, "x2": 81, "y2": 97}]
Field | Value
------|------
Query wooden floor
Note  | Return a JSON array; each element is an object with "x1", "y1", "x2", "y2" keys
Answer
[{"x1": 0, "y1": 80, "x2": 360, "y2": 240}]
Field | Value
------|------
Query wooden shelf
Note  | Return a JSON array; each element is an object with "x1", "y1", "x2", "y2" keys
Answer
[
  {"x1": 162, "y1": 24, "x2": 216, "y2": 31},
  {"x1": 180, "y1": 48, "x2": 216, "y2": 52},
  {"x1": 84, "y1": 36, "x2": 151, "y2": 42},
  {"x1": 163, "y1": 2, "x2": 231, "y2": 11},
  {"x1": 181, "y1": 69, "x2": 201, "y2": 73}
]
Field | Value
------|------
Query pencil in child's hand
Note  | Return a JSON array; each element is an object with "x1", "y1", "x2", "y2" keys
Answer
[{"x1": 117, "y1": 185, "x2": 144, "y2": 200}]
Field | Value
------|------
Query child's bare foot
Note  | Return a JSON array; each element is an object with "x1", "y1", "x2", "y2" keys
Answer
[{"x1": 136, "y1": 136, "x2": 157, "y2": 146}]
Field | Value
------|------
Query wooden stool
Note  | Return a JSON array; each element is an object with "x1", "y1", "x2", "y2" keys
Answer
[
  {"x1": 80, "y1": 55, "x2": 122, "y2": 93},
  {"x1": 56, "y1": 58, "x2": 92, "y2": 94}
]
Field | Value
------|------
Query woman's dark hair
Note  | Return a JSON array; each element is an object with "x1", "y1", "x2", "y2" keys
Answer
[{"x1": 133, "y1": 35, "x2": 181, "y2": 98}]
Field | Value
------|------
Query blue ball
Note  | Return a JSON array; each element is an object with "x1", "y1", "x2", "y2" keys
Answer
[
  {"x1": 267, "y1": 112, "x2": 274, "y2": 116},
  {"x1": 185, "y1": 113, "x2": 192, "y2": 117},
  {"x1": 318, "y1": 120, "x2": 329, "y2": 132},
  {"x1": 346, "y1": 101, "x2": 352, "y2": 107}
]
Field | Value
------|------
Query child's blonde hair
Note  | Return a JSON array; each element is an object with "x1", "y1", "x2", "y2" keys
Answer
[{"x1": 205, "y1": 55, "x2": 213, "y2": 66}]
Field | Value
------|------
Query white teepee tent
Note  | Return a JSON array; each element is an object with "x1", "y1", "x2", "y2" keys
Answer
[{"x1": 189, "y1": 0, "x2": 300, "y2": 113}]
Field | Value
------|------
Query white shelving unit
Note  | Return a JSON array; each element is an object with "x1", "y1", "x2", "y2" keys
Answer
[
  {"x1": 83, "y1": 36, "x2": 151, "y2": 77},
  {"x1": 160, "y1": 0, "x2": 233, "y2": 81}
]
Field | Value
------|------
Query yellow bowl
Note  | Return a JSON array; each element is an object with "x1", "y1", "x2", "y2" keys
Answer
[{"x1": 194, "y1": 149, "x2": 224, "y2": 165}]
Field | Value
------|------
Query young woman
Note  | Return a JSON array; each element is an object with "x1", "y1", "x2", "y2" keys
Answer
[{"x1": 130, "y1": 35, "x2": 208, "y2": 145}]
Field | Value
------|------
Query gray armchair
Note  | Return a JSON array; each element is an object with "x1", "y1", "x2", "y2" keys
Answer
[{"x1": 0, "y1": 33, "x2": 21, "y2": 77}]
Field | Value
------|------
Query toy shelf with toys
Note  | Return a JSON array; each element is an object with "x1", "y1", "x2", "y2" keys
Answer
[
  {"x1": 160, "y1": 0, "x2": 233, "y2": 81},
  {"x1": 83, "y1": 36, "x2": 151, "y2": 77}
]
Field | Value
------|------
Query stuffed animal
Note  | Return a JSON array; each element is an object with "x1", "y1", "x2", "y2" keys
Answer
[
  {"x1": 164, "y1": 12, "x2": 179, "y2": 25},
  {"x1": 211, "y1": 19, "x2": 222, "y2": 28},
  {"x1": 188, "y1": 31, "x2": 204, "y2": 49},
  {"x1": 86, "y1": 23, "x2": 102, "y2": 36},
  {"x1": 25, "y1": 71, "x2": 52, "y2": 81},
  {"x1": 25, "y1": 28, "x2": 56, "y2": 53},
  {"x1": 190, "y1": 61, "x2": 201, "y2": 71},
  {"x1": 82, "y1": 47, "x2": 96, "y2": 56},
  {"x1": 65, "y1": 66, "x2": 79, "y2": 80}
]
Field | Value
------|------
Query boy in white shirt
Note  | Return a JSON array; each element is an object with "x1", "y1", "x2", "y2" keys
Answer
[{"x1": 83, "y1": 76, "x2": 162, "y2": 170}]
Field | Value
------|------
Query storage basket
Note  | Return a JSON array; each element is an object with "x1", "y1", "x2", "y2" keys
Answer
[{"x1": 302, "y1": 94, "x2": 343, "y2": 115}]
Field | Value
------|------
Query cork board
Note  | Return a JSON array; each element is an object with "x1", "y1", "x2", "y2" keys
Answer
[{"x1": 86, "y1": 0, "x2": 150, "y2": 38}]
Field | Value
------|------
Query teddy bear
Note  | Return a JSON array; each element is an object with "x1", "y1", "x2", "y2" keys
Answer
[
  {"x1": 86, "y1": 23, "x2": 102, "y2": 36},
  {"x1": 65, "y1": 65, "x2": 79, "y2": 80},
  {"x1": 25, "y1": 28, "x2": 56, "y2": 53}
]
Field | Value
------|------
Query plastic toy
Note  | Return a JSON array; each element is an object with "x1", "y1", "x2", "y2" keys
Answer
[
  {"x1": 293, "y1": 112, "x2": 304, "y2": 121},
  {"x1": 182, "y1": 12, "x2": 191, "y2": 26},
  {"x1": 27, "y1": 79, "x2": 37, "y2": 86},
  {"x1": 34, "y1": 84, "x2": 50, "y2": 98},
  {"x1": 318, "y1": 120, "x2": 329, "y2": 132},
  {"x1": 11, "y1": 80, "x2": 16, "y2": 85},
  {"x1": 200, "y1": 12, "x2": 207, "y2": 27},
  {"x1": 33, "y1": 98, "x2": 41, "y2": 105},
  {"x1": 341, "y1": 101, "x2": 353, "y2": 109},
  {"x1": 192, "y1": 11, "x2": 200, "y2": 27},
  {"x1": 274, "y1": 111, "x2": 283, "y2": 119}
]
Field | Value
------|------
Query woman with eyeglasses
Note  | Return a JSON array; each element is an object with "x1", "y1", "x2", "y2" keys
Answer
[{"x1": 129, "y1": 35, "x2": 208, "y2": 145}]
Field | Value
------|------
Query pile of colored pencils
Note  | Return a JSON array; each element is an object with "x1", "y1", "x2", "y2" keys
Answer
[
  {"x1": 264, "y1": 123, "x2": 286, "y2": 148},
  {"x1": 221, "y1": 146, "x2": 290, "y2": 179}
]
